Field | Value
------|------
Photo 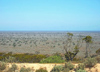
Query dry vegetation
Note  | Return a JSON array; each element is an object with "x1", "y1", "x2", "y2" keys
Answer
[
  {"x1": 0, "y1": 31, "x2": 100, "y2": 57},
  {"x1": 0, "y1": 31, "x2": 100, "y2": 72}
]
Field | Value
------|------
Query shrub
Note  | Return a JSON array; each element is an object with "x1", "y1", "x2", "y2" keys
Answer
[
  {"x1": 65, "y1": 62, "x2": 74, "y2": 70},
  {"x1": 63, "y1": 68, "x2": 69, "y2": 72},
  {"x1": 20, "y1": 67, "x2": 31, "y2": 72},
  {"x1": 0, "y1": 61, "x2": 6, "y2": 70},
  {"x1": 96, "y1": 48, "x2": 100, "y2": 55},
  {"x1": 4, "y1": 56, "x2": 16, "y2": 63},
  {"x1": 0, "y1": 53, "x2": 47, "y2": 63},
  {"x1": 50, "y1": 65, "x2": 64, "y2": 72},
  {"x1": 36, "y1": 68, "x2": 48, "y2": 72},
  {"x1": 84, "y1": 57, "x2": 97, "y2": 68},
  {"x1": 96, "y1": 55, "x2": 100, "y2": 63},
  {"x1": 7, "y1": 64, "x2": 17, "y2": 72},
  {"x1": 40, "y1": 55, "x2": 65, "y2": 63},
  {"x1": 13, "y1": 54, "x2": 47, "y2": 63},
  {"x1": 75, "y1": 63, "x2": 85, "y2": 71},
  {"x1": 76, "y1": 69, "x2": 86, "y2": 72}
]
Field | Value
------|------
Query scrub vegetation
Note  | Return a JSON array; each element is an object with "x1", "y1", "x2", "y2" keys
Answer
[{"x1": 0, "y1": 32, "x2": 100, "y2": 72}]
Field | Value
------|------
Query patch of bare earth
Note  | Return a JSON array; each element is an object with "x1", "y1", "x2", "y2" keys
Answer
[{"x1": 4, "y1": 63, "x2": 100, "y2": 72}]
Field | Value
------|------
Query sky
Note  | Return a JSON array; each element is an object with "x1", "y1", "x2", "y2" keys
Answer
[{"x1": 0, "y1": 0, "x2": 100, "y2": 31}]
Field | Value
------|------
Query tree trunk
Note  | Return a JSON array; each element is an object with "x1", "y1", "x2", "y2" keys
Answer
[{"x1": 85, "y1": 43, "x2": 89, "y2": 58}]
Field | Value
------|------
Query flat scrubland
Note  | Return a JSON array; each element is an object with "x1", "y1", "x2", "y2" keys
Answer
[
  {"x1": 0, "y1": 31, "x2": 100, "y2": 57},
  {"x1": 0, "y1": 31, "x2": 100, "y2": 72}
]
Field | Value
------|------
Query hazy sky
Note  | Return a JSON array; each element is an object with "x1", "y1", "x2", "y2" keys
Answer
[{"x1": 0, "y1": 0, "x2": 100, "y2": 31}]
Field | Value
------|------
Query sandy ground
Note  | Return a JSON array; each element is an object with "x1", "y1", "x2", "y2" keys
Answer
[
  {"x1": 4, "y1": 63, "x2": 100, "y2": 72},
  {"x1": 6, "y1": 63, "x2": 64, "y2": 72}
]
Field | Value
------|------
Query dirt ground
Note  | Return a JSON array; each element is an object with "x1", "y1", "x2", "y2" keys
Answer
[{"x1": 4, "y1": 63, "x2": 100, "y2": 72}]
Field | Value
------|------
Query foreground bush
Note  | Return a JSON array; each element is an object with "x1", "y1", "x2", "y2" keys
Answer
[
  {"x1": 50, "y1": 65, "x2": 64, "y2": 72},
  {"x1": 75, "y1": 63, "x2": 85, "y2": 71},
  {"x1": 0, "y1": 61, "x2": 6, "y2": 71},
  {"x1": 84, "y1": 57, "x2": 97, "y2": 68},
  {"x1": 63, "y1": 68, "x2": 69, "y2": 72},
  {"x1": 36, "y1": 68, "x2": 48, "y2": 72},
  {"x1": 65, "y1": 62, "x2": 74, "y2": 70},
  {"x1": 20, "y1": 67, "x2": 31, "y2": 72},
  {"x1": 76, "y1": 69, "x2": 86, "y2": 72},
  {"x1": 40, "y1": 55, "x2": 64, "y2": 63},
  {"x1": 7, "y1": 64, "x2": 17, "y2": 72}
]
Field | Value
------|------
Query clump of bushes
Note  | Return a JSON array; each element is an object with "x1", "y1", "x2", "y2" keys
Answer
[
  {"x1": 50, "y1": 65, "x2": 64, "y2": 72},
  {"x1": 13, "y1": 54, "x2": 47, "y2": 63},
  {"x1": 4, "y1": 56, "x2": 17, "y2": 63},
  {"x1": 36, "y1": 68, "x2": 48, "y2": 72},
  {"x1": 0, "y1": 61, "x2": 6, "y2": 71},
  {"x1": 0, "y1": 52, "x2": 47, "y2": 63},
  {"x1": 20, "y1": 67, "x2": 31, "y2": 72},
  {"x1": 7, "y1": 64, "x2": 17, "y2": 72},
  {"x1": 51, "y1": 62, "x2": 74, "y2": 72},
  {"x1": 84, "y1": 57, "x2": 97, "y2": 68},
  {"x1": 40, "y1": 55, "x2": 65, "y2": 63},
  {"x1": 75, "y1": 63, "x2": 85, "y2": 71},
  {"x1": 64, "y1": 62, "x2": 74, "y2": 70}
]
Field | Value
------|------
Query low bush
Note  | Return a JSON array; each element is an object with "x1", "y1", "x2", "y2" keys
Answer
[
  {"x1": 20, "y1": 67, "x2": 31, "y2": 72},
  {"x1": 50, "y1": 65, "x2": 64, "y2": 72},
  {"x1": 63, "y1": 68, "x2": 69, "y2": 72},
  {"x1": 65, "y1": 62, "x2": 74, "y2": 70},
  {"x1": 96, "y1": 48, "x2": 100, "y2": 55},
  {"x1": 40, "y1": 55, "x2": 65, "y2": 63},
  {"x1": 76, "y1": 69, "x2": 86, "y2": 72},
  {"x1": 75, "y1": 63, "x2": 85, "y2": 71},
  {"x1": 96, "y1": 55, "x2": 100, "y2": 63},
  {"x1": 0, "y1": 61, "x2": 6, "y2": 71},
  {"x1": 13, "y1": 54, "x2": 47, "y2": 63},
  {"x1": 84, "y1": 57, "x2": 97, "y2": 68},
  {"x1": 0, "y1": 52, "x2": 47, "y2": 63},
  {"x1": 7, "y1": 64, "x2": 17, "y2": 72},
  {"x1": 36, "y1": 68, "x2": 48, "y2": 72},
  {"x1": 4, "y1": 56, "x2": 17, "y2": 63}
]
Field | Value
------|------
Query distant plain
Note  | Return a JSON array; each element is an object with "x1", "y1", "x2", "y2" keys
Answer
[{"x1": 0, "y1": 31, "x2": 100, "y2": 57}]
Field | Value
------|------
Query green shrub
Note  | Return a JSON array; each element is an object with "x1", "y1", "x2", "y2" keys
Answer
[
  {"x1": 84, "y1": 57, "x2": 97, "y2": 68},
  {"x1": 36, "y1": 68, "x2": 48, "y2": 72},
  {"x1": 20, "y1": 67, "x2": 31, "y2": 72},
  {"x1": 76, "y1": 69, "x2": 86, "y2": 72},
  {"x1": 0, "y1": 61, "x2": 6, "y2": 70},
  {"x1": 4, "y1": 56, "x2": 16, "y2": 63},
  {"x1": 13, "y1": 54, "x2": 47, "y2": 63},
  {"x1": 65, "y1": 62, "x2": 74, "y2": 70},
  {"x1": 40, "y1": 55, "x2": 65, "y2": 63},
  {"x1": 75, "y1": 63, "x2": 85, "y2": 71},
  {"x1": 50, "y1": 65, "x2": 64, "y2": 72},
  {"x1": 0, "y1": 52, "x2": 47, "y2": 63}
]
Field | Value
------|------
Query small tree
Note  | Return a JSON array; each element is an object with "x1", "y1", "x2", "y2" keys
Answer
[
  {"x1": 83, "y1": 36, "x2": 92, "y2": 58},
  {"x1": 63, "y1": 33, "x2": 82, "y2": 61}
]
